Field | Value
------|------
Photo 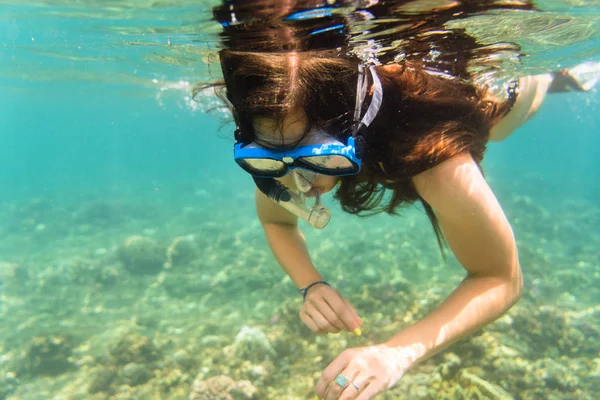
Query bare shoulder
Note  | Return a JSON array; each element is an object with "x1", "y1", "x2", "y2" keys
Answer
[
  {"x1": 412, "y1": 153, "x2": 518, "y2": 276},
  {"x1": 411, "y1": 152, "x2": 503, "y2": 223}
]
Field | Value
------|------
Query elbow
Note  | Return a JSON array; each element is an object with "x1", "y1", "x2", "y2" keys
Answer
[
  {"x1": 508, "y1": 259, "x2": 524, "y2": 307},
  {"x1": 512, "y1": 275, "x2": 524, "y2": 307},
  {"x1": 493, "y1": 251, "x2": 523, "y2": 310},
  {"x1": 502, "y1": 242, "x2": 523, "y2": 307}
]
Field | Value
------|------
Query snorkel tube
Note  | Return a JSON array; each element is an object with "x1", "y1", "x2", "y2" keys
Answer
[{"x1": 253, "y1": 177, "x2": 331, "y2": 229}]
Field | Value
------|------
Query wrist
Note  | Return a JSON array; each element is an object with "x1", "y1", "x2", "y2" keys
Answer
[
  {"x1": 380, "y1": 342, "x2": 424, "y2": 372},
  {"x1": 299, "y1": 280, "x2": 330, "y2": 300},
  {"x1": 294, "y1": 273, "x2": 325, "y2": 290}
]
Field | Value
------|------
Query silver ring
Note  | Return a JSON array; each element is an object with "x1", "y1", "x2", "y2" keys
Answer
[
  {"x1": 351, "y1": 381, "x2": 360, "y2": 391},
  {"x1": 335, "y1": 374, "x2": 349, "y2": 388}
]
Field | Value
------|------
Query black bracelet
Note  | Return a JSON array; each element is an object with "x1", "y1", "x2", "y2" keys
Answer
[{"x1": 299, "y1": 280, "x2": 330, "y2": 301}]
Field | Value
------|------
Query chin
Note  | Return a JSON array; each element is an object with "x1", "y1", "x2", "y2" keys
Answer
[
  {"x1": 312, "y1": 180, "x2": 339, "y2": 196},
  {"x1": 319, "y1": 185, "x2": 335, "y2": 195}
]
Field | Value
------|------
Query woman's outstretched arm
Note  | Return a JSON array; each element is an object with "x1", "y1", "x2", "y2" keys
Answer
[
  {"x1": 387, "y1": 152, "x2": 523, "y2": 365},
  {"x1": 313, "y1": 152, "x2": 523, "y2": 399}
]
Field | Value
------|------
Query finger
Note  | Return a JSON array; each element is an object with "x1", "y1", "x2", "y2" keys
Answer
[
  {"x1": 338, "y1": 371, "x2": 365, "y2": 400},
  {"x1": 307, "y1": 304, "x2": 341, "y2": 334},
  {"x1": 315, "y1": 350, "x2": 353, "y2": 396},
  {"x1": 304, "y1": 302, "x2": 340, "y2": 334},
  {"x1": 300, "y1": 307, "x2": 330, "y2": 334},
  {"x1": 299, "y1": 309, "x2": 321, "y2": 333},
  {"x1": 355, "y1": 381, "x2": 382, "y2": 400},
  {"x1": 342, "y1": 299, "x2": 363, "y2": 329},
  {"x1": 323, "y1": 368, "x2": 354, "y2": 400},
  {"x1": 309, "y1": 296, "x2": 347, "y2": 332},
  {"x1": 344, "y1": 299, "x2": 363, "y2": 326},
  {"x1": 317, "y1": 293, "x2": 358, "y2": 332}
]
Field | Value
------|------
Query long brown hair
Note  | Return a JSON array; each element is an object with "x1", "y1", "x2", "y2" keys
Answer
[
  {"x1": 203, "y1": 50, "x2": 508, "y2": 248},
  {"x1": 204, "y1": 1, "x2": 524, "y2": 247},
  {"x1": 336, "y1": 62, "x2": 506, "y2": 249}
]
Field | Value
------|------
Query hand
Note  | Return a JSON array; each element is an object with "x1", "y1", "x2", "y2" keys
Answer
[
  {"x1": 300, "y1": 283, "x2": 362, "y2": 334},
  {"x1": 315, "y1": 345, "x2": 409, "y2": 400}
]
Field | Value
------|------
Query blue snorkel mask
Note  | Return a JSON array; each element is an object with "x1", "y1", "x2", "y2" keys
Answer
[
  {"x1": 234, "y1": 129, "x2": 362, "y2": 178},
  {"x1": 234, "y1": 63, "x2": 383, "y2": 229}
]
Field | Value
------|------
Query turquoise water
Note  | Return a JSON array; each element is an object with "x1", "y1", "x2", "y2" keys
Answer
[{"x1": 1, "y1": 1, "x2": 600, "y2": 399}]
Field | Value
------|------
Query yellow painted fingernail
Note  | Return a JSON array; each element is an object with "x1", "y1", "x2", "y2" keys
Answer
[
  {"x1": 313, "y1": 397, "x2": 320, "y2": 400},
  {"x1": 353, "y1": 328, "x2": 362, "y2": 336}
]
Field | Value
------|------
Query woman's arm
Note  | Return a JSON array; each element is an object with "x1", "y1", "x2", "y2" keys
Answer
[
  {"x1": 255, "y1": 176, "x2": 362, "y2": 334},
  {"x1": 313, "y1": 152, "x2": 522, "y2": 399},
  {"x1": 387, "y1": 152, "x2": 523, "y2": 366}
]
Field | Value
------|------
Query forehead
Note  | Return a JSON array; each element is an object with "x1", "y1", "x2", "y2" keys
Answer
[{"x1": 252, "y1": 108, "x2": 309, "y2": 146}]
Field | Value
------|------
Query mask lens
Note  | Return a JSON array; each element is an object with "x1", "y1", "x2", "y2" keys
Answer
[
  {"x1": 239, "y1": 158, "x2": 287, "y2": 176},
  {"x1": 301, "y1": 155, "x2": 355, "y2": 171}
]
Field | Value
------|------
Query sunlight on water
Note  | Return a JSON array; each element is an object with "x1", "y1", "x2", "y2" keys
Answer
[
  {"x1": 1, "y1": 0, "x2": 599, "y2": 103},
  {"x1": 0, "y1": 0, "x2": 598, "y2": 123}
]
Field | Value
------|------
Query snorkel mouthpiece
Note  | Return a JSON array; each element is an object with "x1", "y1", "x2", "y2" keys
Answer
[
  {"x1": 253, "y1": 177, "x2": 331, "y2": 229},
  {"x1": 254, "y1": 177, "x2": 292, "y2": 202}
]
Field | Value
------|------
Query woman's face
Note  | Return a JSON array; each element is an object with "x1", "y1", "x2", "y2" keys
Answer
[{"x1": 252, "y1": 108, "x2": 340, "y2": 196}]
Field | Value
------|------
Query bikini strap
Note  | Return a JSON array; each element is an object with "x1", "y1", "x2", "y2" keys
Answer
[{"x1": 504, "y1": 80, "x2": 519, "y2": 116}]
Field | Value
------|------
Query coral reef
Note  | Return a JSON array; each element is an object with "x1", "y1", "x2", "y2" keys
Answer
[
  {"x1": 231, "y1": 326, "x2": 277, "y2": 362},
  {"x1": 189, "y1": 374, "x2": 257, "y2": 400},
  {"x1": 121, "y1": 361, "x2": 155, "y2": 386},
  {"x1": 524, "y1": 358, "x2": 579, "y2": 391},
  {"x1": 87, "y1": 367, "x2": 119, "y2": 394},
  {"x1": 0, "y1": 371, "x2": 19, "y2": 399},
  {"x1": 164, "y1": 235, "x2": 197, "y2": 269},
  {"x1": 108, "y1": 331, "x2": 161, "y2": 366},
  {"x1": 84, "y1": 330, "x2": 165, "y2": 396},
  {"x1": 1, "y1": 183, "x2": 599, "y2": 399},
  {"x1": 117, "y1": 235, "x2": 166, "y2": 274},
  {"x1": 458, "y1": 370, "x2": 514, "y2": 400},
  {"x1": 19, "y1": 335, "x2": 73, "y2": 377}
]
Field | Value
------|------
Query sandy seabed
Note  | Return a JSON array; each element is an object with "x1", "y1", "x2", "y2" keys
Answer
[{"x1": 0, "y1": 176, "x2": 598, "y2": 400}]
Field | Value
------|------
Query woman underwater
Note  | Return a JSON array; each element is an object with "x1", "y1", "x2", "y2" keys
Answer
[{"x1": 205, "y1": 1, "x2": 596, "y2": 399}]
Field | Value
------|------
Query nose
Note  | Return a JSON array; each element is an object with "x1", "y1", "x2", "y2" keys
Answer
[{"x1": 292, "y1": 169, "x2": 318, "y2": 193}]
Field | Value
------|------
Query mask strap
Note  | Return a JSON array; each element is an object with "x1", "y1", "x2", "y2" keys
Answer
[
  {"x1": 352, "y1": 64, "x2": 383, "y2": 134},
  {"x1": 353, "y1": 63, "x2": 369, "y2": 122},
  {"x1": 360, "y1": 65, "x2": 383, "y2": 128}
]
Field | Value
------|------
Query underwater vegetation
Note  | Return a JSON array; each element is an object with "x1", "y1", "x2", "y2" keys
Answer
[{"x1": 0, "y1": 179, "x2": 598, "y2": 400}]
